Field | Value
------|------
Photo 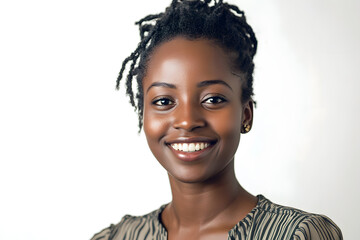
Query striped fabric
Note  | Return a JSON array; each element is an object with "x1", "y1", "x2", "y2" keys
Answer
[{"x1": 91, "y1": 195, "x2": 342, "y2": 240}]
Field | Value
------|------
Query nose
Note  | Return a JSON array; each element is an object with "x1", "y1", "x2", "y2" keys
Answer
[{"x1": 172, "y1": 102, "x2": 206, "y2": 131}]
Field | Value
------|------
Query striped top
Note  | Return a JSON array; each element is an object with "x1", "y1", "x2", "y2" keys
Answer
[{"x1": 91, "y1": 195, "x2": 342, "y2": 240}]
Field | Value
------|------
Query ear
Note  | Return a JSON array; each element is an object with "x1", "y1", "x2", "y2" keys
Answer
[{"x1": 241, "y1": 99, "x2": 254, "y2": 133}]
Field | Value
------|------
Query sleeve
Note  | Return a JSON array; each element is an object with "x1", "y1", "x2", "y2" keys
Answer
[
  {"x1": 90, "y1": 224, "x2": 114, "y2": 240},
  {"x1": 292, "y1": 215, "x2": 343, "y2": 240}
]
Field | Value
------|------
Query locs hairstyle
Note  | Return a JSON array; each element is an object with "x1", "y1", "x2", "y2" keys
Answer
[{"x1": 116, "y1": 0, "x2": 257, "y2": 131}]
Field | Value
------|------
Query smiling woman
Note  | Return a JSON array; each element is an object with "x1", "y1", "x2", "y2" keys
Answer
[
  {"x1": 91, "y1": 0, "x2": 342, "y2": 239},
  {"x1": 142, "y1": 38, "x2": 247, "y2": 185}
]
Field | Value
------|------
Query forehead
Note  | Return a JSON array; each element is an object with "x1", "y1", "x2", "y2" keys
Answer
[{"x1": 143, "y1": 37, "x2": 237, "y2": 86}]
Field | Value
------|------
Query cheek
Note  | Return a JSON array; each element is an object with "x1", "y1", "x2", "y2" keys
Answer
[
  {"x1": 143, "y1": 109, "x2": 168, "y2": 143},
  {"x1": 211, "y1": 107, "x2": 242, "y2": 151},
  {"x1": 143, "y1": 109, "x2": 173, "y2": 170},
  {"x1": 215, "y1": 108, "x2": 241, "y2": 135}
]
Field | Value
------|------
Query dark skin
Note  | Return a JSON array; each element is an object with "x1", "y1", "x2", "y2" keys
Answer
[{"x1": 142, "y1": 37, "x2": 257, "y2": 240}]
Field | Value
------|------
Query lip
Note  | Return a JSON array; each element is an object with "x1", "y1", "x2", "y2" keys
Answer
[
  {"x1": 165, "y1": 137, "x2": 217, "y2": 162},
  {"x1": 165, "y1": 136, "x2": 216, "y2": 144}
]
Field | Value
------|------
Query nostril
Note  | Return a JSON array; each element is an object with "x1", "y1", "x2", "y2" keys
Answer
[
  {"x1": 173, "y1": 119, "x2": 206, "y2": 131},
  {"x1": 172, "y1": 105, "x2": 206, "y2": 131}
]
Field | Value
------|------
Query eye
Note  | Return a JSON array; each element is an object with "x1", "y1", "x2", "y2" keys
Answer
[
  {"x1": 201, "y1": 95, "x2": 228, "y2": 109},
  {"x1": 152, "y1": 97, "x2": 175, "y2": 107},
  {"x1": 203, "y1": 96, "x2": 227, "y2": 104}
]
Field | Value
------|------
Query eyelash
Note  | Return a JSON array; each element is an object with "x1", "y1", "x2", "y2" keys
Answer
[
  {"x1": 202, "y1": 96, "x2": 227, "y2": 105},
  {"x1": 151, "y1": 95, "x2": 227, "y2": 109},
  {"x1": 152, "y1": 97, "x2": 175, "y2": 106}
]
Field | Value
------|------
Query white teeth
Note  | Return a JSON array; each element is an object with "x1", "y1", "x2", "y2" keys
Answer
[
  {"x1": 170, "y1": 142, "x2": 211, "y2": 152},
  {"x1": 195, "y1": 143, "x2": 200, "y2": 151},
  {"x1": 189, "y1": 143, "x2": 195, "y2": 152}
]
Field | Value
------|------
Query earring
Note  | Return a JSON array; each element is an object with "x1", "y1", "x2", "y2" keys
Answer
[{"x1": 242, "y1": 124, "x2": 251, "y2": 133}]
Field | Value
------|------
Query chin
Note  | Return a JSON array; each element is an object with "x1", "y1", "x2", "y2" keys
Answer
[
  {"x1": 166, "y1": 162, "x2": 231, "y2": 185},
  {"x1": 169, "y1": 173, "x2": 210, "y2": 184}
]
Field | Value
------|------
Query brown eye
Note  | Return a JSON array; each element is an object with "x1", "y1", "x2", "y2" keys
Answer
[
  {"x1": 203, "y1": 96, "x2": 227, "y2": 104},
  {"x1": 152, "y1": 98, "x2": 174, "y2": 106}
]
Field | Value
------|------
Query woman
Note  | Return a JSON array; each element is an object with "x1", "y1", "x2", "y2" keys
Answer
[{"x1": 92, "y1": 0, "x2": 342, "y2": 239}]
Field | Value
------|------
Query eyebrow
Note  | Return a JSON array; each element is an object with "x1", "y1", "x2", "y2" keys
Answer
[
  {"x1": 197, "y1": 80, "x2": 233, "y2": 91},
  {"x1": 146, "y1": 82, "x2": 177, "y2": 93},
  {"x1": 146, "y1": 79, "x2": 233, "y2": 93}
]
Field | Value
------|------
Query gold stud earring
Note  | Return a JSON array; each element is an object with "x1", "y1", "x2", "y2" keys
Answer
[{"x1": 242, "y1": 124, "x2": 251, "y2": 133}]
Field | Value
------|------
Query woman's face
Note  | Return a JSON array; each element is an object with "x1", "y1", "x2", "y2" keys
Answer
[{"x1": 142, "y1": 37, "x2": 252, "y2": 183}]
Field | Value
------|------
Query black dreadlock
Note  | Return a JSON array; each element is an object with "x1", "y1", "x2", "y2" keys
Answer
[{"x1": 116, "y1": 0, "x2": 257, "y2": 132}]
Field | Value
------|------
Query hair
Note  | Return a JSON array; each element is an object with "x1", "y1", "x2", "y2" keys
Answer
[{"x1": 116, "y1": 0, "x2": 257, "y2": 132}]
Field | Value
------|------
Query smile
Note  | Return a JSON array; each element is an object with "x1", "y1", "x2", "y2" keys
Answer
[{"x1": 170, "y1": 142, "x2": 210, "y2": 152}]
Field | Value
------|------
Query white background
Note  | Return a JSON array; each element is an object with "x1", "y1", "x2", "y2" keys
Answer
[{"x1": 0, "y1": 0, "x2": 359, "y2": 239}]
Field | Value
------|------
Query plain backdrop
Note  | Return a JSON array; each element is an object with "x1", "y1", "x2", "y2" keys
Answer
[{"x1": 0, "y1": 0, "x2": 359, "y2": 239}]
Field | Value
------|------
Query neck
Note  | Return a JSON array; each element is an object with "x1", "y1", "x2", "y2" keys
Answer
[{"x1": 165, "y1": 161, "x2": 249, "y2": 227}]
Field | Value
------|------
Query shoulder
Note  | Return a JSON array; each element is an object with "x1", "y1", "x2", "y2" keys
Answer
[
  {"x1": 90, "y1": 224, "x2": 113, "y2": 240},
  {"x1": 244, "y1": 195, "x2": 343, "y2": 239},
  {"x1": 90, "y1": 205, "x2": 167, "y2": 240},
  {"x1": 293, "y1": 214, "x2": 343, "y2": 240}
]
